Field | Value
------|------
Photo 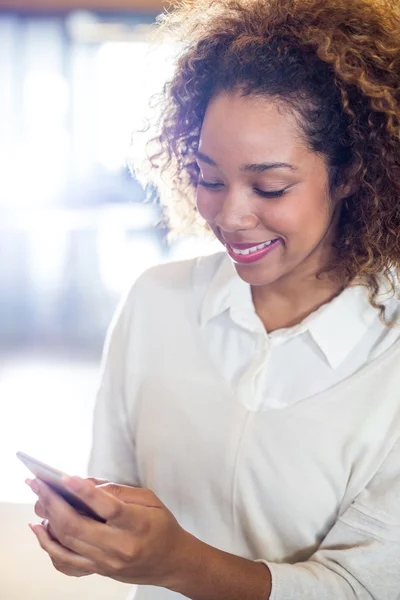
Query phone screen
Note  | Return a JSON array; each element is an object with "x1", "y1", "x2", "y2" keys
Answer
[{"x1": 17, "y1": 451, "x2": 106, "y2": 523}]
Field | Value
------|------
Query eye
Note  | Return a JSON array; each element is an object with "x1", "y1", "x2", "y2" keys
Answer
[
  {"x1": 254, "y1": 188, "x2": 287, "y2": 199},
  {"x1": 197, "y1": 179, "x2": 224, "y2": 190}
]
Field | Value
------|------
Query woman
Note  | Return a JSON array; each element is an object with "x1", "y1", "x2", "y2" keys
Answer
[{"x1": 27, "y1": 0, "x2": 400, "y2": 598}]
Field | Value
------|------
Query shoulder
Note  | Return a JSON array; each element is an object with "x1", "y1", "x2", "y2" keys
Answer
[
  {"x1": 127, "y1": 251, "x2": 225, "y2": 302},
  {"x1": 117, "y1": 251, "x2": 226, "y2": 323},
  {"x1": 100, "y1": 252, "x2": 226, "y2": 371}
]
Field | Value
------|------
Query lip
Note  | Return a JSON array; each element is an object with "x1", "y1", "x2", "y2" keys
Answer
[
  {"x1": 225, "y1": 238, "x2": 282, "y2": 264},
  {"x1": 223, "y1": 240, "x2": 275, "y2": 250}
]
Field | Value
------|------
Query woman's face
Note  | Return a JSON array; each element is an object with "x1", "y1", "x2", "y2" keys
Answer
[{"x1": 196, "y1": 91, "x2": 347, "y2": 288}]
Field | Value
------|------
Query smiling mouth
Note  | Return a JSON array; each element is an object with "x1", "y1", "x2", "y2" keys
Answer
[{"x1": 228, "y1": 240, "x2": 279, "y2": 256}]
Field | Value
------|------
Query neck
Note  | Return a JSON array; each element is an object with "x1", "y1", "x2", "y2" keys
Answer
[{"x1": 252, "y1": 267, "x2": 344, "y2": 333}]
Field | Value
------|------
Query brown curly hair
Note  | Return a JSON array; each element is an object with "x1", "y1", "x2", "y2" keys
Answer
[{"x1": 135, "y1": 0, "x2": 400, "y2": 321}]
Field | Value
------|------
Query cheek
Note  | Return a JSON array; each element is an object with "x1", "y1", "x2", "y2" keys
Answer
[
  {"x1": 268, "y1": 191, "x2": 332, "y2": 238},
  {"x1": 196, "y1": 189, "x2": 220, "y2": 222}
]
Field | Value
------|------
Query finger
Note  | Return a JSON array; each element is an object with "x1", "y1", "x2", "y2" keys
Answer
[
  {"x1": 35, "y1": 480, "x2": 138, "y2": 564},
  {"x1": 87, "y1": 477, "x2": 109, "y2": 486},
  {"x1": 42, "y1": 519, "x2": 60, "y2": 542},
  {"x1": 30, "y1": 476, "x2": 156, "y2": 512},
  {"x1": 94, "y1": 483, "x2": 162, "y2": 508},
  {"x1": 26, "y1": 478, "x2": 40, "y2": 495},
  {"x1": 29, "y1": 523, "x2": 97, "y2": 576},
  {"x1": 35, "y1": 481, "x2": 113, "y2": 553},
  {"x1": 35, "y1": 500, "x2": 47, "y2": 519},
  {"x1": 58, "y1": 476, "x2": 126, "y2": 523},
  {"x1": 28, "y1": 477, "x2": 108, "y2": 497}
]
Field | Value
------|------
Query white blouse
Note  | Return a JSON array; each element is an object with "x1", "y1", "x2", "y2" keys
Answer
[
  {"x1": 198, "y1": 254, "x2": 400, "y2": 410},
  {"x1": 89, "y1": 252, "x2": 400, "y2": 600}
]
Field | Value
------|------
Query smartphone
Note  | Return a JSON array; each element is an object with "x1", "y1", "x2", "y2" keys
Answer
[{"x1": 16, "y1": 451, "x2": 105, "y2": 523}]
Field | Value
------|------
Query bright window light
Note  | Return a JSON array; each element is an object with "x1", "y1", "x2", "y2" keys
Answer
[
  {"x1": 169, "y1": 237, "x2": 222, "y2": 261},
  {"x1": 97, "y1": 227, "x2": 162, "y2": 294},
  {"x1": 95, "y1": 41, "x2": 178, "y2": 172}
]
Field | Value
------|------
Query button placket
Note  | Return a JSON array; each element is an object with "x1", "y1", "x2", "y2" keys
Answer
[{"x1": 237, "y1": 333, "x2": 271, "y2": 411}]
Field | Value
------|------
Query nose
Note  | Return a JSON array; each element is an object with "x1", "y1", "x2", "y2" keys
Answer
[{"x1": 214, "y1": 190, "x2": 259, "y2": 233}]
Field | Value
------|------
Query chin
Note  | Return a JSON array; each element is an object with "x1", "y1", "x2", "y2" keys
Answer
[{"x1": 233, "y1": 262, "x2": 283, "y2": 287}]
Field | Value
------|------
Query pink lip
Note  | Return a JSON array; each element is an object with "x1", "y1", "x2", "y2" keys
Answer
[{"x1": 226, "y1": 239, "x2": 282, "y2": 264}]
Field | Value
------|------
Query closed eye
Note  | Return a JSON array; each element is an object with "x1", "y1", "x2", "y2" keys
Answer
[
  {"x1": 198, "y1": 179, "x2": 288, "y2": 198},
  {"x1": 197, "y1": 179, "x2": 224, "y2": 190},
  {"x1": 254, "y1": 188, "x2": 287, "y2": 199}
]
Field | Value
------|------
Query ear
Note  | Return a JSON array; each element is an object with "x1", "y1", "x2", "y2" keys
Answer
[
  {"x1": 336, "y1": 164, "x2": 359, "y2": 200},
  {"x1": 332, "y1": 181, "x2": 355, "y2": 205},
  {"x1": 337, "y1": 180, "x2": 357, "y2": 200}
]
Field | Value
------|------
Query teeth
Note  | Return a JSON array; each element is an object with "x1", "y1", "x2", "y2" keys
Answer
[{"x1": 230, "y1": 240, "x2": 276, "y2": 256}]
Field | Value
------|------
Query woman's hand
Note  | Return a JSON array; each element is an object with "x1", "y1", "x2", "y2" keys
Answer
[
  {"x1": 32, "y1": 477, "x2": 110, "y2": 552},
  {"x1": 26, "y1": 476, "x2": 193, "y2": 588},
  {"x1": 33, "y1": 477, "x2": 108, "y2": 547}
]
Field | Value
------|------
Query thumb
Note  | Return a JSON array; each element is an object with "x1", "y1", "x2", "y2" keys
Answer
[
  {"x1": 97, "y1": 483, "x2": 162, "y2": 508},
  {"x1": 87, "y1": 477, "x2": 109, "y2": 486}
]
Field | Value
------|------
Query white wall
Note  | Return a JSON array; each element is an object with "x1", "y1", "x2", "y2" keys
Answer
[{"x1": 1, "y1": 503, "x2": 132, "y2": 600}]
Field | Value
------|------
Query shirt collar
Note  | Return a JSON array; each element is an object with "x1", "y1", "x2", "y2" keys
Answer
[
  {"x1": 306, "y1": 284, "x2": 379, "y2": 368},
  {"x1": 200, "y1": 254, "x2": 256, "y2": 329},
  {"x1": 200, "y1": 253, "x2": 391, "y2": 369}
]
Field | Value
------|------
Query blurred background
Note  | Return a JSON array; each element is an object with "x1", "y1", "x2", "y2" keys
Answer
[{"x1": 0, "y1": 2, "x2": 218, "y2": 598}]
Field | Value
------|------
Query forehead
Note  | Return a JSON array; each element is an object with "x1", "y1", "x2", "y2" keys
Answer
[{"x1": 199, "y1": 91, "x2": 307, "y2": 164}]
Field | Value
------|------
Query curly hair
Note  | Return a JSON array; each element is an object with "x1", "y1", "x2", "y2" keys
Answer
[{"x1": 134, "y1": 0, "x2": 400, "y2": 321}]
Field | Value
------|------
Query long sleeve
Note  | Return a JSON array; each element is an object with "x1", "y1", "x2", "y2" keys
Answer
[
  {"x1": 260, "y1": 436, "x2": 400, "y2": 600},
  {"x1": 88, "y1": 294, "x2": 139, "y2": 486}
]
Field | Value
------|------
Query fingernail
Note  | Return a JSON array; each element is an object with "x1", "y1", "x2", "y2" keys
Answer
[
  {"x1": 26, "y1": 479, "x2": 40, "y2": 494},
  {"x1": 65, "y1": 476, "x2": 83, "y2": 492},
  {"x1": 29, "y1": 523, "x2": 38, "y2": 535}
]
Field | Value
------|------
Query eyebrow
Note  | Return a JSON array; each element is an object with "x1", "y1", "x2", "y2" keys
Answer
[{"x1": 195, "y1": 151, "x2": 297, "y2": 172}]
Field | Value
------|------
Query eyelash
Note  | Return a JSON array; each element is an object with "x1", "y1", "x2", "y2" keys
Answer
[{"x1": 197, "y1": 179, "x2": 287, "y2": 199}]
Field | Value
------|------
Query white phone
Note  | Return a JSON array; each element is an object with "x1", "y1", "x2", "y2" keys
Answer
[{"x1": 17, "y1": 451, "x2": 105, "y2": 522}]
